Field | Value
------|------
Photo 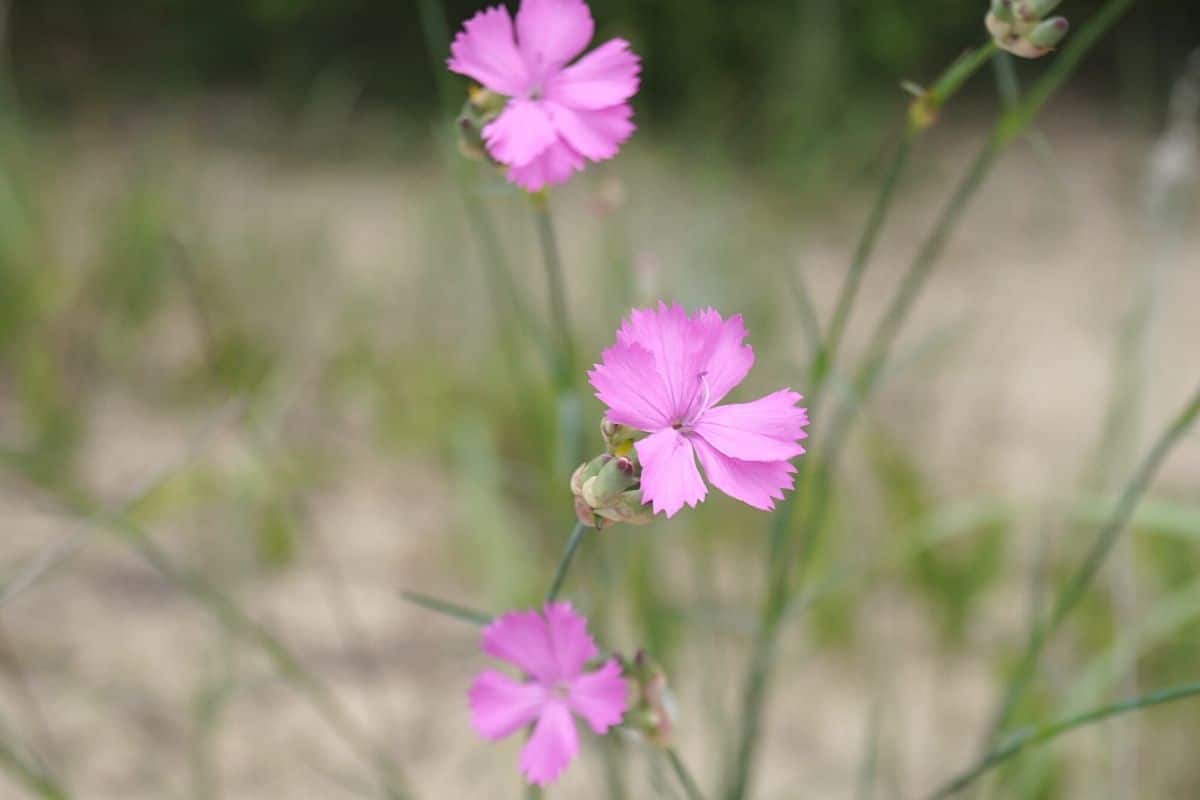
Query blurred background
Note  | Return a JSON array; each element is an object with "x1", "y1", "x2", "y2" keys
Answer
[{"x1": 2, "y1": 0, "x2": 1200, "y2": 798}]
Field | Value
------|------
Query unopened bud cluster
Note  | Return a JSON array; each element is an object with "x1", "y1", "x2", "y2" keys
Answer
[
  {"x1": 456, "y1": 87, "x2": 505, "y2": 164},
  {"x1": 986, "y1": 0, "x2": 1069, "y2": 59},
  {"x1": 570, "y1": 422, "x2": 653, "y2": 529},
  {"x1": 620, "y1": 651, "x2": 677, "y2": 747}
]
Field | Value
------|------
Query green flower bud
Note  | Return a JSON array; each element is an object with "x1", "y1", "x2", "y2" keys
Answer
[
  {"x1": 1019, "y1": 0, "x2": 1063, "y2": 21},
  {"x1": 582, "y1": 457, "x2": 637, "y2": 509},
  {"x1": 455, "y1": 113, "x2": 488, "y2": 162},
  {"x1": 571, "y1": 452, "x2": 651, "y2": 529},
  {"x1": 595, "y1": 489, "x2": 654, "y2": 527},
  {"x1": 601, "y1": 420, "x2": 643, "y2": 459},
  {"x1": 620, "y1": 651, "x2": 677, "y2": 747},
  {"x1": 1027, "y1": 16, "x2": 1069, "y2": 49},
  {"x1": 467, "y1": 86, "x2": 507, "y2": 118},
  {"x1": 985, "y1": 11, "x2": 1014, "y2": 42},
  {"x1": 990, "y1": 0, "x2": 1016, "y2": 23}
]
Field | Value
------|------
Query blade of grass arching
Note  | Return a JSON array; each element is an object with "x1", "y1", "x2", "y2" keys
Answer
[
  {"x1": 0, "y1": 399, "x2": 245, "y2": 608},
  {"x1": 666, "y1": 748, "x2": 706, "y2": 800},
  {"x1": 0, "y1": 717, "x2": 67, "y2": 800},
  {"x1": 1065, "y1": 579, "x2": 1200, "y2": 713},
  {"x1": 4, "y1": 472, "x2": 412, "y2": 800},
  {"x1": 399, "y1": 591, "x2": 491, "y2": 627},
  {"x1": 928, "y1": 680, "x2": 1200, "y2": 799},
  {"x1": 783, "y1": 262, "x2": 823, "y2": 356},
  {"x1": 983, "y1": 379, "x2": 1200, "y2": 746},
  {"x1": 0, "y1": 622, "x2": 63, "y2": 779},
  {"x1": 132, "y1": 534, "x2": 412, "y2": 800}
]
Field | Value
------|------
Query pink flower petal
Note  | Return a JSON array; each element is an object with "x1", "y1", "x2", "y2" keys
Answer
[
  {"x1": 693, "y1": 390, "x2": 808, "y2": 462},
  {"x1": 520, "y1": 701, "x2": 580, "y2": 787},
  {"x1": 691, "y1": 436, "x2": 797, "y2": 511},
  {"x1": 505, "y1": 138, "x2": 586, "y2": 192},
  {"x1": 543, "y1": 602, "x2": 599, "y2": 678},
  {"x1": 635, "y1": 429, "x2": 707, "y2": 517},
  {"x1": 546, "y1": 38, "x2": 641, "y2": 110},
  {"x1": 691, "y1": 309, "x2": 755, "y2": 408},
  {"x1": 588, "y1": 340, "x2": 673, "y2": 430},
  {"x1": 618, "y1": 302, "x2": 707, "y2": 422},
  {"x1": 516, "y1": 0, "x2": 595, "y2": 76},
  {"x1": 469, "y1": 669, "x2": 548, "y2": 740},
  {"x1": 447, "y1": 6, "x2": 530, "y2": 96},
  {"x1": 482, "y1": 98, "x2": 558, "y2": 168},
  {"x1": 544, "y1": 102, "x2": 635, "y2": 162},
  {"x1": 482, "y1": 609, "x2": 558, "y2": 683},
  {"x1": 567, "y1": 658, "x2": 628, "y2": 734}
]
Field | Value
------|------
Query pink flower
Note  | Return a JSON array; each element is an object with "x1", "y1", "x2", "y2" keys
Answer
[
  {"x1": 447, "y1": 0, "x2": 641, "y2": 192},
  {"x1": 468, "y1": 603, "x2": 628, "y2": 786},
  {"x1": 589, "y1": 303, "x2": 810, "y2": 517}
]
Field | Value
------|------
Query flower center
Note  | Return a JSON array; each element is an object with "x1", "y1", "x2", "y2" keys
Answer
[{"x1": 551, "y1": 681, "x2": 570, "y2": 700}]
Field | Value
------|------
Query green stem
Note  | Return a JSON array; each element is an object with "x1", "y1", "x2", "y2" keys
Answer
[
  {"x1": 532, "y1": 195, "x2": 577, "y2": 383},
  {"x1": 532, "y1": 196, "x2": 585, "y2": 475},
  {"x1": 726, "y1": 42, "x2": 998, "y2": 800},
  {"x1": 983, "y1": 380, "x2": 1200, "y2": 744},
  {"x1": 667, "y1": 748, "x2": 706, "y2": 800},
  {"x1": 930, "y1": 681, "x2": 1200, "y2": 799},
  {"x1": 812, "y1": 135, "x2": 914, "y2": 390},
  {"x1": 546, "y1": 522, "x2": 588, "y2": 604}
]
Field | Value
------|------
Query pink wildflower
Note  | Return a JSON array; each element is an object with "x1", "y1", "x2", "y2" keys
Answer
[
  {"x1": 447, "y1": 0, "x2": 641, "y2": 192},
  {"x1": 589, "y1": 303, "x2": 809, "y2": 517},
  {"x1": 468, "y1": 603, "x2": 628, "y2": 786}
]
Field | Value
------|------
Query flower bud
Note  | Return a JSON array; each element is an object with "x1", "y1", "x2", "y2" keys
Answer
[
  {"x1": 601, "y1": 420, "x2": 643, "y2": 459},
  {"x1": 595, "y1": 489, "x2": 654, "y2": 527},
  {"x1": 1019, "y1": 0, "x2": 1062, "y2": 22},
  {"x1": 620, "y1": 651, "x2": 677, "y2": 747},
  {"x1": 456, "y1": 114, "x2": 488, "y2": 162},
  {"x1": 990, "y1": 0, "x2": 1016, "y2": 24},
  {"x1": 1027, "y1": 17, "x2": 1069, "y2": 49},
  {"x1": 581, "y1": 457, "x2": 637, "y2": 509},
  {"x1": 571, "y1": 453, "x2": 651, "y2": 528},
  {"x1": 985, "y1": 11, "x2": 1013, "y2": 41},
  {"x1": 988, "y1": 0, "x2": 1068, "y2": 59},
  {"x1": 467, "y1": 86, "x2": 507, "y2": 118}
]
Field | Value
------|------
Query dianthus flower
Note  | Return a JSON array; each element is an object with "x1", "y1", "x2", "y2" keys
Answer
[
  {"x1": 589, "y1": 303, "x2": 809, "y2": 517},
  {"x1": 468, "y1": 603, "x2": 628, "y2": 786},
  {"x1": 447, "y1": 0, "x2": 641, "y2": 191}
]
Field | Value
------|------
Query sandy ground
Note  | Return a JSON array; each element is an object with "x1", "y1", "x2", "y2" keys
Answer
[{"x1": 1, "y1": 98, "x2": 1199, "y2": 799}]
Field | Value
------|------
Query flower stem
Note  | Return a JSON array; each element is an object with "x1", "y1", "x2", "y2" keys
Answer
[
  {"x1": 929, "y1": 680, "x2": 1200, "y2": 799},
  {"x1": 725, "y1": 43, "x2": 999, "y2": 800},
  {"x1": 667, "y1": 748, "x2": 706, "y2": 800},
  {"x1": 809, "y1": 134, "x2": 914, "y2": 392},
  {"x1": 531, "y1": 195, "x2": 585, "y2": 476},
  {"x1": 546, "y1": 522, "x2": 588, "y2": 604},
  {"x1": 729, "y1": 0, "x2": 1140, "y2": 790},
  {"x1": 982, "y1": 379, "x2": 1200, "y2": 746},
  {"x1": 532, "y1": 194, "x2": 577, "y2": 384}
]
